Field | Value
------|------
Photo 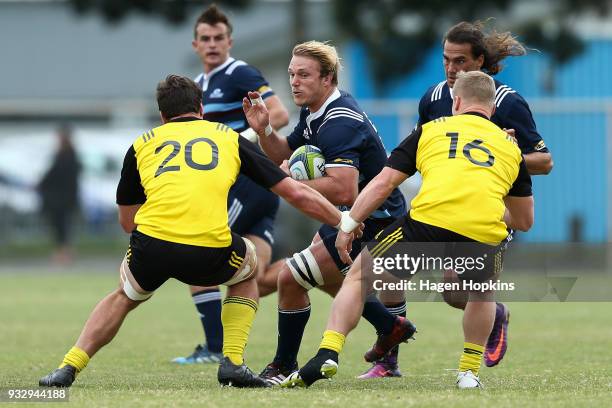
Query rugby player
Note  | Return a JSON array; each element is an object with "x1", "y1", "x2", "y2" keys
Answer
[
  {"x1": 243, "y1": 41, "x2": 414, "y2": 386},
  {"x1": 172, "y1": 4, "x2": 290, "y2": 365},
  {"x1": 367, "y1": 20, "x2": 553, "y2": 378},
  {"x1": 283, "y1": 71, "x2": 534, "y2": 389},
  {"x1": 38, "y1": 74, "x2": 347, "y2": 389}
]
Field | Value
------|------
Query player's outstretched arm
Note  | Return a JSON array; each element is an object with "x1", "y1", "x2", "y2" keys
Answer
[
  {"x1": 242, "y1": 91, "x2": 292, "y2": 164},
  {"x1": 350, "y1": 167, "x2": 407, "y2": 223},
  {"x1": 271, "y1": 177, "x2": 341, "y2": 227},
  {"x1": 523, "y1": 151, "x2": 553, "y2": 175},
  {"x1": 335, "y1": 167, "x2": 408, "y2": 264}
]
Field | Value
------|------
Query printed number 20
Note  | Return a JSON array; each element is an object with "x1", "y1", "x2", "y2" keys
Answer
[
  {"x1": 446, "y1": 132, "x2": 495, "y2": 167},
  {"x1": 155, "y1": 138, "x2": 219, "y2": 177}
]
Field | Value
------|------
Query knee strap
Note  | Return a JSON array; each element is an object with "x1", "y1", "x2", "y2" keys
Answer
[{"x1": 286, "y1": 248, "x2": 324, "y2": 290}]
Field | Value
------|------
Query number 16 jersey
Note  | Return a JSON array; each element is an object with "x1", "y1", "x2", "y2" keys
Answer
[{"x1": 386, "y1": 112, "x2": 532, "y2": 243}]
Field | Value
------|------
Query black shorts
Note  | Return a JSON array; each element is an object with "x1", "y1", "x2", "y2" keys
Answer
[
  {"x1": 126, "y1": 230, "x2": 246, "y2": 292},
  {"x1": 318, "y1": 217, "x2": 397, "y2": 271},
  {"x1": 228, "y1": 174, "x2": 279, "y2": 246},
  {"x1": 365, "y1": 212, "x2": 507, "y2": 282}
]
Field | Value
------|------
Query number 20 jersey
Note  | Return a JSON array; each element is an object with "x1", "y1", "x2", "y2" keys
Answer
[
  {"x1": 116, "y1": 117, "x2": 287, "y2": 248},
  {"x1": 387, "y1": 112, "x2": 532, "y2": 243}
]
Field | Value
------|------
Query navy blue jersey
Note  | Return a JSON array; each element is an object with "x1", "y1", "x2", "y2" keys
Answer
[
  {"x1": 287, "y1": 89, "x2": 406, "y2": 219},
  {"x1": 417, "y1": 80, "x2": 549, "y2": 154},
  {"x1": 195, "y1": 57, "x2": 274, "y2": 133}
]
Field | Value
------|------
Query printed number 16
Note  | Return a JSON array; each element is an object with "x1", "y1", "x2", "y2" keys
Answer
[{"x1": 446, "y1": 132, "x2": 495, "y2": 167}]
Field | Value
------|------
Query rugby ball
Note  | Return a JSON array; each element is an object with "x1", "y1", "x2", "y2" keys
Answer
[{"x1": 288, "y1": 145, "x2": 326, "y2": 180}]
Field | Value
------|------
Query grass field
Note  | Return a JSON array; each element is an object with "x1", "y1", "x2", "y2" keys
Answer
[{"x1": 1, "y1": 266, "x2": 611, "y2": 407}]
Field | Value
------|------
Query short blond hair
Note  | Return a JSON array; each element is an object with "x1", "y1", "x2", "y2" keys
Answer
[
  {"x1": 453, "y1": 71, "x2": 495, "y2": 107},
  {"x1": 292, "y1": 41, "x2": 342, "y2": 85}
]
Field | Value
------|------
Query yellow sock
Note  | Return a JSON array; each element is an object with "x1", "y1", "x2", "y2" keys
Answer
[
  {"x1": 59, "y1": 346, "x2": 90, "y2": 373},
  {"x1": 221, "y1": 296, "x2": 258, "y2": 365},
  {"x1": 458, "y1": 342, "x2": 484, "y2": 376},
  {"x1": 319, "y1": 330, "x2": 346, "y2": 354}
]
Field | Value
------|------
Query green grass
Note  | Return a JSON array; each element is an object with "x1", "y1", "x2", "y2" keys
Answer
[{"x1": 1, "y1": 269, "x2": 611, "y2": 407}]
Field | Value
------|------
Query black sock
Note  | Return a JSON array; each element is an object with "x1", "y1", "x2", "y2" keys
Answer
[
  {"x1": 361, "y1": 293, "x2": 396, "y2": 335},
  {"x1": 273, "y1": 305, "x2": 311, "y2": 368},
  {"x1": 300, "y1": 348, "x2": 339, "y2": 386},
  {"x1": 192, "y1": 289, "x2": 223, "y2": 353}
]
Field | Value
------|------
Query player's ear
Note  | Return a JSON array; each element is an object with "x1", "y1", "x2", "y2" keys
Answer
[
  {"x1": 452, "y1": 96, "x2": 461, "y2": 115},
  {"x1": 191, "y1": 39, "x2": 198, "y2": 51},
  {"x1": 323, "y1": 73, "x2": 332, "y2": 86},
  {"x1": 160, "y1": 112, "x2": 168, "y2": 124},
  {"x1": 198, "y1": 103, "x2": 204, "y2": 117},
  {"x1": 476, "y1": 53, "x2": 484, "y2": 70}
]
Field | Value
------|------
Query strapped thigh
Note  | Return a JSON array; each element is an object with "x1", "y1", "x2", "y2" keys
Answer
[{"x1": 120, "y1": 256, "x2": 153, "y2": 301}]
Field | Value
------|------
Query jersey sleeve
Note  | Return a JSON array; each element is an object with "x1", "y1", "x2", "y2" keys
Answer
[
  {"x1": 317, "y1": 123, "x2": 363, "y2": 170},
  {"x1": 498, "y1": 97, "x2": 549, "y2": 154},
  {"x1": 232, "y1": 65, "x2": 274, "y2": 99},
  {"x1": 508, "y1": 158, "x2": 533, "y2": 197},
  {"x1": 385, "y1": 126, "x2": 423, "y2": 177},
  {"x1": 116, "y1": 145, "x2": 146, "y2": 205},
  {"x1": 238, "y1": 136, "x2": 288, "y2": 188},
  {"x1": 416, "y1": 93, "x2": 430, "y2": 127},
  {"x1": 286, "y1": 110, "x2": 308, "y2": 151}
]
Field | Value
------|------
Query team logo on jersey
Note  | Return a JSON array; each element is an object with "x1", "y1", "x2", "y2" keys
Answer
[
  {"x1": 302, "y1": 128, "x2": 310, "y2": 140},
  {"x1": 209, "y1": 88, "x2": 224, "y2": 98}
]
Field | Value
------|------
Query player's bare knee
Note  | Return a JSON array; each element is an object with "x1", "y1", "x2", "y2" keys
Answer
[{"x1": 278, "y1": 265, "x2": 302, "y2": 292}]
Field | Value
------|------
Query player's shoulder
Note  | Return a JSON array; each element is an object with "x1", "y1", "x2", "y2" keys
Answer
[
  {"x1": 494, "y1": 79, "x2": 528, "y2": 110},
  {"x1": 320, "y1": 90, "x2": 365, "y2": 128},
  {"x1": 224, "y1": 59, "x2": 261, "y2": 77},
  {"x1": 422, "y1": 114, "x2": 450, "y2": 129},
  {"x1": 422, "y1": 80, "x2": 448, "y2": 103},
  {"x1": 132, "y1": 127, "x2": 159, "y2": 151}
]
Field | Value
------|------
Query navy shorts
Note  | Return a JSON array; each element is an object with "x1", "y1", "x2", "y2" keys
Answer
[
  {"x1": 318, "y1": 217, "x2": 397, "y2": 272},
  {"x1": 228, "y1": 174, "x2": 279, "y2": 246}
]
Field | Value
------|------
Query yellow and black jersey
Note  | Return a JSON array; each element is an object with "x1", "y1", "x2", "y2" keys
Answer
[
  {"x1": 387, "y1": 112, "x2": 532, "y2": 243},
  {"x1": 116, "y1": 117, "x2": 287, "y2": 247}
]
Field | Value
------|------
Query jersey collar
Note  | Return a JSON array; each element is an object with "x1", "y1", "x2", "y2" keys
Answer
[
  {"x1": 168, "y1": 116, "x2": 201, "y2": 123},
  {"x1": 201, "y1": 57, "x2": 236, "y2": 91},
  {"x1": 306, "y1": 88, "x2": 341, "y2": 130},
  {"x1": 464, "y1": 111, "x2": 489, "y2": 120}
]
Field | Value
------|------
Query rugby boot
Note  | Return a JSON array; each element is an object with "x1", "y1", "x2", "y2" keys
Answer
[
  {"x1": 217, "y1": 357, "x2": 270, "y2": 388},
  {"x1": 364, "y1": 316, "x2": 417, "y2": 362},
  {"x1": 484, "y1": 302, "x2": 510, "y2": 367},
  {"x1": 259, "y1": 361, "x2": 299, "y2": 386},
  {"x1": 281, "y1": 349, "x2": 338, "y2": 388},
  {"x1": 171, "y1": 344, "x2": 222, "y2": 364},
  {"x1": 456, "y1": 370, "x2": 482, "y2": 389},
  {"x1": 39, "y1": 365, "x2": 76, "y2": 388}
]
